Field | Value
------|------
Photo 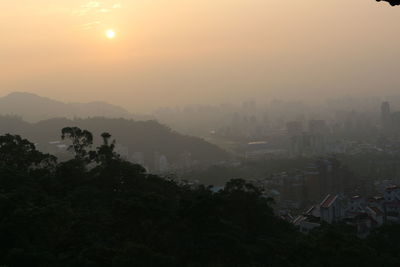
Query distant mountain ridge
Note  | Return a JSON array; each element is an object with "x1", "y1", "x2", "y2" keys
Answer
[{"x1": 0, "y1": 92, "x2": 152, "y2": 122}]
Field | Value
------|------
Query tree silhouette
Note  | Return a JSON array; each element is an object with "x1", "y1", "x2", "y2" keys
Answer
[
  {"x1": 93, "y1": 132, "x2": 118, "y2": 165},
  {"x1": 0, "y1": 129, "x2": 399, "y2": 266},
  {"x1": 0, "y1": 134, "x2": 55, "y2": 170},
  {"x1": 61, "y1": 127, "x2": 93, "y2": 160},
  {"x1": 377, "y1": 0, "x2": 400, "y2": 6}
]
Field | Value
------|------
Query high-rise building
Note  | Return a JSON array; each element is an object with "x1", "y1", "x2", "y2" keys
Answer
[
  {"x1": 381, "y1": 101, "x2": 392, "y2": 133},
  {"x1": 381, "y1": 101, "x2": 391, "y2": 119},
  {"x1": 309, "y1": 120, "x2": 328, "y2": 135},
  {"x1": 286, "y1": 121, "x2": 303, "y2": 136}
]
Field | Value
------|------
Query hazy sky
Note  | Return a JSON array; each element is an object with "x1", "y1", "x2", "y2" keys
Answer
[{"x1": 1, "y1": 0, "x2": 400, "y2": 112}]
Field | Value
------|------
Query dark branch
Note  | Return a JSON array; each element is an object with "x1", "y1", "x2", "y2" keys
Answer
[{"x1": 377, "y1": 0, "x2": 400, "y2": 6}]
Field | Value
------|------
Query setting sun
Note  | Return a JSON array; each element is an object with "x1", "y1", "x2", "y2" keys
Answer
[{"x1": 105, "y1": 29, "x2": 116, "y2": 39}]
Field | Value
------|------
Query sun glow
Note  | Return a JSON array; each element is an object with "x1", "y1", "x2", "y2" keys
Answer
[{"x1": 105, "y1": 29, "x2": 116, "y2": 39}]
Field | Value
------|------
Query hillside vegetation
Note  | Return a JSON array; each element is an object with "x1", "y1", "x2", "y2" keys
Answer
[
  {"x1": 0, "y1": 129, "x2": 399, "y2": 266},
  {"x1": 0, "y1": 116, "x2": 229, "y2": 165}
]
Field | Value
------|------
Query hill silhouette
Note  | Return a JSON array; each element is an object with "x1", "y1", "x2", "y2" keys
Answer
[
  {"x1": 0, "y1": 116, "x2": 229, "y2": 169},
  {"x1": 0, "y1": 92, "x2": 152, "y2": 122},
  {"x1": 0, "y1": 132, "x2": 399, "y2": 266}
]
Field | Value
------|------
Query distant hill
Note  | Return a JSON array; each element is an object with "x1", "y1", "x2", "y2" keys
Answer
[
  {"x1": 0, "y1": 92, "x2": 152, "y2": 122},
  {"x1": 0, "y1": 116, "x2": 229, "y2": 169}
]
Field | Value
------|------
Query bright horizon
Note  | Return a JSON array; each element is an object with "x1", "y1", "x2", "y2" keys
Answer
[{"x1": 1, "y1": 0, "x2": 400, "y2": 112}]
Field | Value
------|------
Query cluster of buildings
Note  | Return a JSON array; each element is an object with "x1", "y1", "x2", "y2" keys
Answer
[
  {"x1": 287, "y1": 120, "x2": 331, "y2": 157},
  {"x1": 154, "y1": 97, "x2": 400, "y2": 161},
  {"x1": 292, "y1": 185, "x2": 400, "y2": 237},
  {"x1": 258, "y1": 158, "x2": 357, "y2": 210},
  {"x1": 285, "y1": 100, "x2": 400, "y2": 158},
  {"x1": 238, "y1": 108, "x2": 390, "y2": 159}
]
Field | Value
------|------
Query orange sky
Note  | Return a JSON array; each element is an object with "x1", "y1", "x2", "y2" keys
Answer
[{"x1": 1, "y1": 0, "x2": 400, "y2": 111}]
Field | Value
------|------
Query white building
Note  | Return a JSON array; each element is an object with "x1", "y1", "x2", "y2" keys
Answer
[
  {"x1": 345, "y1": 196, "x2": 366, "y2": 218},
  {"x1": 293, "y1": 205, "x2": 321, "y2": 234},
  {"x1": 159, "y1": 155, "x2": 169, "y2": 173},
  {"x1": 320, "y1": 194, "x2": 342, "y2": 223},
  {"x1": 384, "y1": 185, "x2": 400, "y2": 222}
]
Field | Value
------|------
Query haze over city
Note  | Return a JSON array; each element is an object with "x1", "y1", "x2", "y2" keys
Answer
[
  {"x1": 2, "y1": 0, "x2": 400, "y2": 111},
  {"x1": 2, "y1": 1, "x2": 400, "y2": 266}
]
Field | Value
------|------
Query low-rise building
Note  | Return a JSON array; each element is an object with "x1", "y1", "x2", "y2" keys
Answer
[{"x1": 320, "y1": 194, "x2": 342, "y2": 223}]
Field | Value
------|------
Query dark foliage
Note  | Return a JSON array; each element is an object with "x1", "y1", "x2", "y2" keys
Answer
[
  {"x1": 377, "y1": 0, "x2": 400, "y2": 6},
  {"x1": 0, "y1": 129, "x2": 399, "y2": 266}
]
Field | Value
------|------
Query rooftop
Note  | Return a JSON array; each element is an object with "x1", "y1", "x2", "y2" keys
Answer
[
  {"x1": 320, "y1": 194, "x2": 338, "y2": 208},
  {"x1": 368, "y1": 206, "x2": 384, "y2": 216},
  {"x1": 386, "y1": 185, "x2": 400, "y2": 191}
]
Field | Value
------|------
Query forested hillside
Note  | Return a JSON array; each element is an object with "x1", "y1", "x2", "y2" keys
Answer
[
  {"x1": 0, "y1": 116, "x2": 228, "y2": 165},
  {"x1": 0, "y1": 130, "x2": 399, "y2": 266}
]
